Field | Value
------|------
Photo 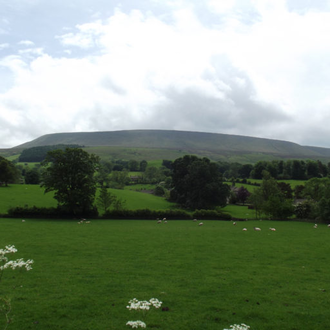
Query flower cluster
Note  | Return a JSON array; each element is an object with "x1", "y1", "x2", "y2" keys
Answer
[
  {"x1": 126, "y1": 320, "x2": 146, "y2": 328},
  {"x1": 224, "y1": 324, "x2": 250, "y2": 330},
  {"x1": 127, "y1": 298, "x2": 162, "y2": 311},
  {"x1": 126, "y1": 298, "x2": 162, "y2": 328},
  {"x1": 0, "y1": 245, "x2": 34, "y2": 273}
]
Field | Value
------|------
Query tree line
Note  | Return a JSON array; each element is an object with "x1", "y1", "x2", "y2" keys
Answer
[
  {"x1": 3, "y1": 147, "x2": 330, "y2": 222},
  {"x1": 217, "y1": 159, "x2": 330, "y2": 180}
]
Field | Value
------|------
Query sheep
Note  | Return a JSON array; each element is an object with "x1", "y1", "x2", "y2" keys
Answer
[
  {"x1": 157, "y1": 220, "x2": 162, "y2": 224},
  {"x1": 199, "y1": 222, "x2": 204, "y2": 226},
  {"x1": 269, "y1": 227, "x2": 276, "y2": 231},
  {"x1": 242, "y1": 228, "x2": 247, "y2": 231},
  {"x1": 328, "y1": 224, "x2": 330, "y2": 228},
  {"x1": 193, "y1": 219, "x2": 197, "y2": 222},
  {"x1": 163, "y1": 218, "x2": 167, "y2": 221},
  {"x1": 313, "y1": 224, "x2": 318, "y2": 229},
  {"x1": 22, "y1": 219, "x2": 25, "y2": 222},
  {"x1": 233, "y1": 222, "x2": 236, "y2": 225},
  {"x1": 254, "y1": 227, "x2": 261, "y2": 231}
]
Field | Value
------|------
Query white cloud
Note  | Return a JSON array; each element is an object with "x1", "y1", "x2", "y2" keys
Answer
[
  {"x1": 0, "y1": 1, "x2": 330, "y2": 148},
  {"x1": 0, "y1": 43, "x2": 9, "y2": 50},
  {"x1": 18, "y1": 40, "x2": 35, "y2": 46}
]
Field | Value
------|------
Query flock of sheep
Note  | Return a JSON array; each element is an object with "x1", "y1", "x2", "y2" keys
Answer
[
  {"x1": 20, "y1": 218, "x2": 330, "y2": 229},
  {"x1": 155, "y1": 218, "x2": 330, "y2": 231}
]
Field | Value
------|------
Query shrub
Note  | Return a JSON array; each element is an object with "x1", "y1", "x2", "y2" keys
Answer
[{"x1": 192, "y1": 209, "x2": 231, "y2": 220}]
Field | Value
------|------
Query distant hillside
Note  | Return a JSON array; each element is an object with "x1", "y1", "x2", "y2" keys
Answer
[{"x1": 5, "y1": 129, "x2": 330, "y2": 163}]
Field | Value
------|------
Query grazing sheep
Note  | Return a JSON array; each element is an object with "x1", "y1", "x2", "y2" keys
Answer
[
  {"x1": 233, "y1": 222, "x2": 236, "y2": 225},
  {"x1": 328, "y1": 224, "x2": 330, "y2": 228},
  {"x1": 242, "y1": 228, "x2": 247, "y2": 231},
  {"x1": 199, "y1": 222, "x2": 204, "y2": 226},
  {"x1": 157, "y1": 220, "x2": 162, "y2": 224},
  {"x1": 269, "y1": 227, "x2": 276, "y2": 231},
  {"x1": 193, "y1": 219, "x2": 197, "y2": 222},
  {"x1": 254, "y1": 227, "x2": 261, "y2": 231},
  {"x1": 164, "y1": 221, "x2": 167, "y2": 224},
  {"x1": 22, "y1": 219, "x2": 25, "y2": 222},
  {"x1": 163, "y1": 218, "x2": 167, "y2": 221},
  {"x1": 313, "y1": 224, "x2": 318, "y2": 229}
]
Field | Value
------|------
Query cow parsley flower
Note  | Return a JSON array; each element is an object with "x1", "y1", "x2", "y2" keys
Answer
[
  {"x1": 224, "y1": 323, "x2": 251, "y2": 330},
  {"x1": 126, "y1": 320, "x2": 147, "y2": 328},
  {"x1": 126, "y1": 298, "x2": 162, "y2": 328}
]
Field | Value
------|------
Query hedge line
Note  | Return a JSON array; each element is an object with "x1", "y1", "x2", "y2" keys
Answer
[{"x1": 5, "y1": 206, "x2": 232, "y2": 220}]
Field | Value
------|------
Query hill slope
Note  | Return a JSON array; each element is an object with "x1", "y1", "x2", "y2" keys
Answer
[{"x1": 8, "y1": 129, "x2": 330, "y2": 163}]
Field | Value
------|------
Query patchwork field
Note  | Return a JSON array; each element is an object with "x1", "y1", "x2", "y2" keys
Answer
[{"x1": 1, "y1": 219, "x2": 329, "y2": 329}]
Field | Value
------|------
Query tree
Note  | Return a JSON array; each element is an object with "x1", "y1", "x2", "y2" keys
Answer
[
  {"x1": 41, "y1": 148, "x2": 99, "y2": 216},
  {"x1": 0, "y1": 157, "x2": 19, "y2": 186},
  {"x1": 25, "y1": 167, "x2": 40, "y2": 184},
  {"x1": 170, "y1": 155, "x2": 230, "y2": 209},
  {"x1": 236, "y1": 186, "x2": 250, "y2": 205},
  {"x1": 109, "y1": 170, "x2": 129, "y2": 188},
  {"x1": 97, "y1": 186, "x2": 116, "y2": 213},
  {"x1": 249, "y1": 171, "x2": 293, "y2": 219},
  {"x1": 139, "y1": 160, "x2": 148, "y2": 172},
  {"x1": 128, "y1": 160, "x2": 139, "y2": 171}
]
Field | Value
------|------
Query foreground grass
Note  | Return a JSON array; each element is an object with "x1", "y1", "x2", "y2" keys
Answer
[{"x1": 1, "y1": 219, "x2": 329, "y2": 329}]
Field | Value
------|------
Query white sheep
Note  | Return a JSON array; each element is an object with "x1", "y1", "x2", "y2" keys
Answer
[
  {"x1": 313, "y1": 224, "x2": 318, "y2": 229},
  {"x1": 242, "y1": 228, "x2": 247, "y2": 231},
  {"x1": 193, "y1": 219, "x2": 197, "y2": 222},
  {"x1": 199, "y1": 222, "x2": 204, "y2": 226},
  {"x1": 233, "y1": 222, "x2": 236, "y2": 225},
  {"x1": 254, "y1": 227, "x2": 261, "y2": 231},
  {"x1": 22, "y1": 219, "x2": 25, "y2": 222},
  {"x1": 269, "y1": 227, "x2": 276, "y2": 231},
  {"x1": 157, "y1": 220, "x2": 162, "y2": 224}
]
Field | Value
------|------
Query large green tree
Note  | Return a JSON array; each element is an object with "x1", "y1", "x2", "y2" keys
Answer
[
  {"x1": 249, "y1": 171, "x2": 294, "y2": 219},
  {"x1": 170, "y1": 155, "x2": 230, "y2": 209},
  {"x1": 41, "y1": 148, "x2": 99, "y2": 216},
  {"x1": 0, "y1": 156, "x2": 19, "y2": 186}
]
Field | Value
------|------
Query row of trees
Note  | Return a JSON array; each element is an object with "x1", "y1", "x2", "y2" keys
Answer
[
  {"x1": 218, "y1": 159, "x2": 330, "y2": 180},
  {"x1": 3, "y1": 147, "x2": 330, "y2": 221}
]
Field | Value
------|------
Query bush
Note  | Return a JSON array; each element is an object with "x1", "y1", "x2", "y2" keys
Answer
[
  {"x1": 6, "y1": 205, "x2": 98, "y2": 218},
  {"x1": 103, "y1": 209, "x2": 191, "y2": 220},
  {"x1": 154, "y1": 185, "x2": 165, "y2": 196},
  {"x1": 192, "y1": 209, "x2": 231, "y2": 220}
]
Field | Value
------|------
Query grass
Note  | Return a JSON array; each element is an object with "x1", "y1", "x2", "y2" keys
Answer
[
  {"x1": 0, "y1": 185, "x2": 57, "y2": 214},
  {"x1": 0, "y1": 219, "x2": 330, "y2": 329},
  {"x1": 0, "y1": 185, "x2": 176, "y2": 215},
  {"x1": 223, "y1": 204, "x2": 255, "y2": 219}
]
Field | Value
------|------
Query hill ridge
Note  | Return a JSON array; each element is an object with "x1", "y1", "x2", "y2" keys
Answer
[{"x1": 5, "y1": 129, "x2": 330, "y2": 162}]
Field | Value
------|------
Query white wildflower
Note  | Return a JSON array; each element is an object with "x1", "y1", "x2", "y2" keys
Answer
[
  {"x1": 224, "y1": 323, "x2": 250, "y2": 330},
  {"x1": 126, "y1": 320, "x2": 147, "y2": 328},
  {"x1": 149, "y1": 298, "x2": 162, "y2": 308}
]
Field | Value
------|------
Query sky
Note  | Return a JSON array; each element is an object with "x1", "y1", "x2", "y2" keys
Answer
[{"x1": 1, "y1": 0, "x2": 330, "y2": 148}]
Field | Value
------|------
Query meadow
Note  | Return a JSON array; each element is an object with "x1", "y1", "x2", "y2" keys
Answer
[
  {"x1": 1, "y1": 219, "x2": 330, "y2": 330},
  {"x1": 0, "y1": 185, "x2": 176, "y2": 215}
]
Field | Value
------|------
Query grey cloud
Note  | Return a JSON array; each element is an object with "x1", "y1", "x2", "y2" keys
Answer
[{"x1": 100, "y1": 76, "x2": 127, "y2": 95}]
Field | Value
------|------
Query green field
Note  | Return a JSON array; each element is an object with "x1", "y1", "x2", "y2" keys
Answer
[
  {"x1": 0, "y1": 185, "x2": 176, "y2": 215},
  {"x1": 0, "y1": 219, "x2": 329, "y2": 329}
]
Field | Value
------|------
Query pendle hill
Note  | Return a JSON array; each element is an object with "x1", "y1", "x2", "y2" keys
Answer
[{"x1": 4, "y1": 130, "x2": 330, "y2": 163}]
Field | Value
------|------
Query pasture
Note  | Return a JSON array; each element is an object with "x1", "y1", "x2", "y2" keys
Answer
[
  {"x1": 0, "y1": 185, "x2": 176, "y2": 215},
  {"x1": 1, "y1": 219, "x2": 330, "y2": 329}
]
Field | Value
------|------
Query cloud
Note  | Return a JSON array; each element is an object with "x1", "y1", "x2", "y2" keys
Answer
[
  {"x1": 18, "y1": 40, "x2": 35, "y2": 47},
  {"x1": 0, "y1": 1, "x2": 330, "y2": 148}
]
